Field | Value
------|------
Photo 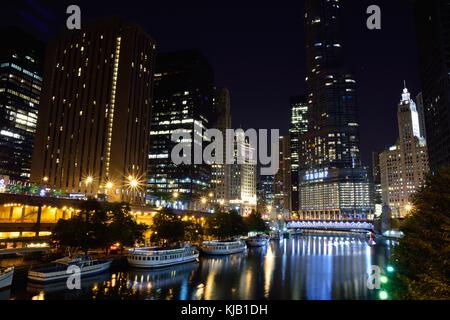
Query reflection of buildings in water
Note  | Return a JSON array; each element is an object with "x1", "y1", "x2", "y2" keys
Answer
[
  {"x1": 197, "y1": 253, "x2": 247, "y2": 300},
  {"x1": 26, "y1": 272, "x2": 111, "y2": 299},
  {"x1": 260, "y1": 234, "x2": 378, "y2": 300},
  {"x1": 297, "y1": 234, "x2": 373, "y2": 300},
  {"x1": 125, "y1": 262, "x2": 198, "y2": 292},
  {"x1": 0, "y1": 289, "x2": 11, "y2": 300}
]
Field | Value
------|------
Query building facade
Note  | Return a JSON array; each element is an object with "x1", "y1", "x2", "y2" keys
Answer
[
  {"x1": 31, "y1": 18, "x2": 156, "y2": 204},
  {"x1": 273, "y1": 136, "x2": 291, "y2": 218},
  {"x1": 229, "y1": 131, "x2": 257, "y2": 216},
  {"x1": 380, "y1": 87, "x2": 429, "y2": 218},
  {"x1": 289, "y1": 96, "x2": 308, "y2": 215},
  {"x1": 0, "y1": 28, "x2": 43, "y2": 183},
  {"x1": 211, "y1": 87, "x2": 232, "y2": 207},
  {"x1": 414, "y1": 0, "x2": 450, "y2": 170},
  {"x1": 299, "y1": 0, "x2": 372, "y2": 220},
  {"x1": 147, "y1": 50, "x2": 215, "y2": 210}
]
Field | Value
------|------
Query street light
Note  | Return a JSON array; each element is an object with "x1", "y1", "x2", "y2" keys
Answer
[
  {"x1": 379, "y1": 290, "x2": 389, "y2": 300},
  {"x1": 43, "y1": 176, "x2": 49, "y2": 183},
  {"x1": 173, "y1": 192, "x2": 179, "y2": 199},
  {"x1": 208, "y1": 192, "x2": 214, "y2": 198},
  {"x1": 106, "y1": 182, "x2": 114, "y2": 190},
  {"x1": 85, "y1": 176, "x2": 94, "y2": 185},
  {"x1": 201, "y1": 197, "x2": 207, "y2": 204}
]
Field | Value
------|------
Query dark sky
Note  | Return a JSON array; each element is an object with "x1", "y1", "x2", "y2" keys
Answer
[{"x1": 1, "y1": 0, "x2": 420, "y2": 166}]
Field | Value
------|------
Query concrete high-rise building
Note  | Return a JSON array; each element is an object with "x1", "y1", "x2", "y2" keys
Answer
[
  {"x1": 415, "y1": 92, "x2": 427, "y2": 140},
  {"x1": 229, "y1": 131, "x2": 257, "y2": 216},
  {"x1": 299, "y1": 0, "x2": 372, "y2": 220},
  {"x1": 414, "y1": 0, "x2": 450, "y2": 170},
  {"x1": 0, "y1": 28, "x2": 43, "y2": 183},
  {"x1": 31, "y1": 18, "x2": 156, "y2": 204},
  {"x1": 211, "y1": 87, "x2": 232, "y2": 207},
  {"x1": 380, "y1": 86, "x2": 429, "y2": 218},
  {"x1": 274, "y1": 136, "x2": 291, "y2": 218},
  {"x1": 257, "y1": 174, "x2": 274, "y2": 216},
  {"x1": 148, "y1": 50, "x2": 215, "y2": 210},
  {"x1": 289, "y1": 96, "x2": 308, "y2": 215}
]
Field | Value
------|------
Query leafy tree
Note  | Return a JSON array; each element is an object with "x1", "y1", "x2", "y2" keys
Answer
[
  {"x1": 184, "y1": 220, "x2": 204, "y2": 243},
  {"x1": 150, "y1": 208, "x2": 185, "y2": 244},
  {"x1": 52, "y1": 200, "x2": 148, "y2": 253},
  {"x1": 106, "y1": 202, "x2": 148, "y2": 247},
  {"x1": 389, "y1": 167, "x2": 450, "y2": 300},
  {"x1": 206, "y1": 210, "x2": 248, "y2": 240},
  {"x1": 245, "y1": 211, "x2": 269, "y2": 233},
  {"x1": 52, "y1": 199, "x2": 109, "y2": 253}
]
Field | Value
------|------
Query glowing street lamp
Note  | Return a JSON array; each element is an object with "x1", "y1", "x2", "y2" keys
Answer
[
  {"x1": 208, "y1": 192, "x2": 214, "y2": 198},
  {"x1": 106, "y1": 182, "x2": 114, "y2": 190},
  {"x1": 173, "y1": 192, "x2": 179, "y2": 199},
  {"x1": 85, "y1": 176, "x2": 94, "y2": 185},
  {"x1": 201, "y1": 197, "x2": 207, "y2": 204},
  {"x1": 43, "y1": 176, "x2": 49, "y2": 183},
  {"x1": 130, "y1": 179, "x2": 139, "y2": 189}
]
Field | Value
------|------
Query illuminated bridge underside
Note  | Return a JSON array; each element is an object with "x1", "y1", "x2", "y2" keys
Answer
[{"x1": 287, "y1": 220, "x2": 374, "y2": 231}]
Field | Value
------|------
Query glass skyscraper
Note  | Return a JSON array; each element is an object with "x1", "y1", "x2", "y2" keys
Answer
[
  {"x1": 0, "y1": 28, "x2": 43, "y2": 183},
  {"x1": 148, "y1": 50, "x2": 215, "y2": 210},
  {"x1": 298, "y1": 0, "x2": 372, "y2": 220}
]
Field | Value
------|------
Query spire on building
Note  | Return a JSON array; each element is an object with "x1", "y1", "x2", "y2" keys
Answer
[{"x1": 401, "y1": 81, "x2": 411, "y2": 103}]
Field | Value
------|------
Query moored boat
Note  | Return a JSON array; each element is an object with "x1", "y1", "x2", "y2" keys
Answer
[
  {"x1": 245, "y1": 234, "x2": 269, "y2": 247},
  {"x1": 28, "y1": 255, "x2": 112, "y2": 283},
  {"x1": 127, "y1": 245, "x2": 199, "y2": 268},
  {"x1": 200, "y1": 240, "x2": 247, "y2": 255},
  {"x1": 0, "y1": 267, "x2": 14, "y2": 289}
]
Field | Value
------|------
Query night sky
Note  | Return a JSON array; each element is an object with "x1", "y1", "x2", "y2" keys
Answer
[{"x1": 1, "y1": 0, "x2": 420, "y2": 166}]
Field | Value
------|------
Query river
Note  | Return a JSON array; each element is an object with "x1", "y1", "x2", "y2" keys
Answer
[{"x1": 1, "y1": 232, "x2": 395, "y2": 300}]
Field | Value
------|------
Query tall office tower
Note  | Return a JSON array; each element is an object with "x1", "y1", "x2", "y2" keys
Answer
[
  {"x1": 257, "y1": 174, "x2": 275, "y2": 215},
  {"x1": 299, "y1": 0, "x2": 372, "y2": 220},
  {"x1": 229, "y1": 131, "x2": 257, "y2": 216},
  {"x1": 273, "y1": 136, "x2": 292, "y2": 218},
  {"x1": 0, "y1": 28, "x2": 43, "y2": 183},
  {"x1": 148, "y1": 50, "x2": 215, "y2": 210},
  {"x1": 211, "y1": 87, "x2": 232, "y2": 206},
  {"x1": 414, "y1": 0, "x2": 450, "y2": 170},
  {"x1": 371, "y1": 151, "x2": 382, "y2": 205},
  {"x1": 31, "y1": 18, "x2": 155, "y2": 204},
  {"x1": 380, "y1": 86, "x2": 429, "y2": 218},
  {"x1": 289, "y1": 95, "x2": 308, "y2": 215}
]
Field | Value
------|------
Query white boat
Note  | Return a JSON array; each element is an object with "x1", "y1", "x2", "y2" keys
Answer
[
  {"x1": 270, "y1": 232, "x2": 283, "y2": 240},
  {"x1": 0, "y1": 267, "x2": 14, "y2": 289},
  {"x1": 245, "y1": 235, "x2": 270, "y2": 247},
  {"x1": 28, "y1": 255, "x2": 112, "y2": 283},
  {"x1": 201, "y1": 240, "x2": 247, "y2": 255},
  {"x1": 127, "y1": 245, "x2": 199, "y2": 268}
]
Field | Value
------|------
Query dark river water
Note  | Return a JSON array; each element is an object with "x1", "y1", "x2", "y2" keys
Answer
[{"x1": 1, "y1": 233, "x2": 395, "y2": 300}]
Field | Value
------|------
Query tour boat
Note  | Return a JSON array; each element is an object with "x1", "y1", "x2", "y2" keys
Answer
[
  {"x1": 127, "y1": 245, "x2": 199, "y2": 268},
  {"x1": 0, "y1": 267, "x2": 14, "y2": 289},
  {"x1": 28, "y1": 255, "x2": 112, "y2": 283},
  {"x1": 245, "y1": 234, "x2": 270, "y2": 247},
  {"x1": 200, "y1": 240, "x2": 247, "y2": 255},
  {"x1": 270, "y1": 232, "x2": 283, "y2": 240}
]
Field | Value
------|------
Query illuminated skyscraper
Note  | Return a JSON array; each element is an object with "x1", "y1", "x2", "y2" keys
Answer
[
  {"x1": 31, "y1": 18, "x2": 156, "y2": 204},
  {"x1": 274, "y1": 136, "x2": 291, "y2": 218},
  {"x1": 289, "y1": 95, "x2": 308, "y2": 214},
  {"x1": 0, "y1": 28, "x2": 43, "y2": 183},
  {"x1": 380, "y1": 86, "x2": 429, "y2": 218},
  {"x1": 229, "y1": 131, "x2": 257, "y2": 216},
  {"x1": 299, "y1": 0, "x2": 372, "y2": 220},
  {"x1": 148, "y1": 50, "x2": 215, "y2": 210}
]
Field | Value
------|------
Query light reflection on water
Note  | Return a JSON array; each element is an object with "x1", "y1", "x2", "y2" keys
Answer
[{"x1": 6, "y1": 233, "x2": 393, "y2": 300}]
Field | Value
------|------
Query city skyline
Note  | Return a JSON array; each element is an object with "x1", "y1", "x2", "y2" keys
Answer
[{"x1": 2, "y1": 0, "x2": 421, "y2": 166}]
